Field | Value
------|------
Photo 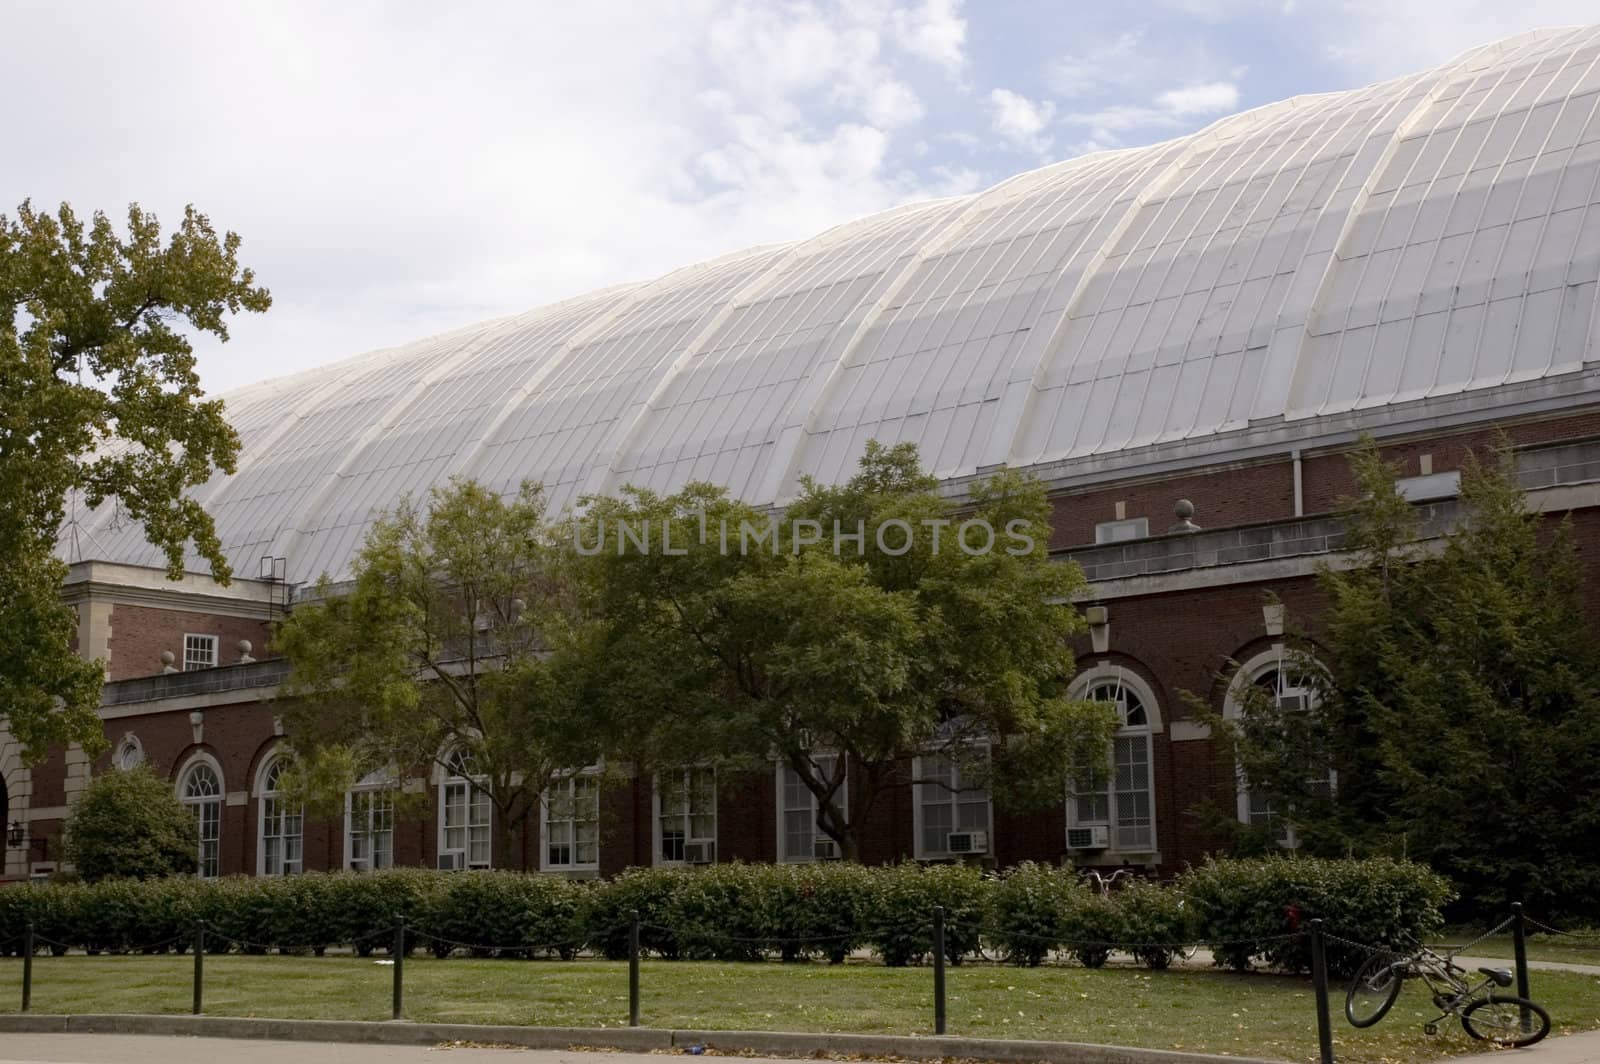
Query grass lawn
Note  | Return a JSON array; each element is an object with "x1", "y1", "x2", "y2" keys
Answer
[{"x1": 1, "y1": 955, "x2": 1598, "y2": 1064}]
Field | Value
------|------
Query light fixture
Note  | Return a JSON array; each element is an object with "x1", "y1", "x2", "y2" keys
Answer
[{"x1": 5, "y1": 820, "x2": 24, "y2": 849}]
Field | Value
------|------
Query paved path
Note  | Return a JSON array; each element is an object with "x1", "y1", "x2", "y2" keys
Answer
[
  {"x1": 1175, "y1": 948, "x2": 1600, "y2": 976},
  {"x1": 0, "y1": 1033, "x2": 786, "y2": 1064},
  {"x1": 1502, "y1": 1028, "x2": 1600, "y2": 1063},
  {"x1": 1449, "y1": 954, "x2": 1600, "y2": 976},
  {"x1": 6, "y1": 1030, "x2": 1600, "y2": 1064}
]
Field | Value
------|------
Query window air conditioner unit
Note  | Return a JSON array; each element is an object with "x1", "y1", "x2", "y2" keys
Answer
[
  {"x1": 946, "y1": 831, "x2": 988, "y2": 855},
  {"x1": 683, "y1": 841, "x2": 716, "y2": 865},
  {"x1": 813, "y1": 838, "x2": 840, "y2": 860},
  {"x1": 437, "y1": 851, "x2": 465, "y2": 871},
  {"x1": 1067, "y1": 825, "x2": 1110, "y2": 850}
]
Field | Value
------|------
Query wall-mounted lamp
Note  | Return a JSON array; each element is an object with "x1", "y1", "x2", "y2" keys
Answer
[{"x1": 5, "y1": 820, "x2": 24, "y2": 849}]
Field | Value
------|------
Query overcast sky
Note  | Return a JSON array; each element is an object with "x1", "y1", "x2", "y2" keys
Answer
[{"x1": 4, "y1": 0, "x2": 1597, "y2": 395}]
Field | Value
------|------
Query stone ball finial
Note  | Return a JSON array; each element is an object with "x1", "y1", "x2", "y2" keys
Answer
[
  {"x1": 236, "y1": 639, "x2": 256, "y2": 664},
  {"x1": 160, "y1": 649, "x2": 178, "y2": 674},
  {"x1": 1168, "y1": 499, "x2": 1201, "y2": 534}
]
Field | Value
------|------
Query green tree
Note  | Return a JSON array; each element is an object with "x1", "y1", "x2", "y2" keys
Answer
[
  {"x1": 570, "y1": 442, "x2": 1115, "y2": 860},
  {"x1": 274, "y1": 480, "x2": 598, "y2": 869},
  {"x1": 64, "y1": 765, "x2": 198, "y2": 881},
  {"x1": 1, "y1": 201, "x2": 270, "y2": 758},
  {"x1": 1217, "y1": 437, "x2": 1600, "y2": 917}
]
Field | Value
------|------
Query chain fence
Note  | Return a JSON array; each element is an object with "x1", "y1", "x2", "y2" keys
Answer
[{"x1": 0, "y1": 905, "x2": 1571, "y2": 1064}]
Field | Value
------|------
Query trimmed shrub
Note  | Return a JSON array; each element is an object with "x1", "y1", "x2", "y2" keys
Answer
[
  {"x1": 583, "y1": 866, "x2": 687, "y2": 959},
  {"x1": 864, "y1": 862, "x2": 986, "y2": 966},
  {"x1": 986, "y1": 862, "x2": 1075, "y2": 966},
  {"x1": 1059, "y1": 888, "x2": 1122, "y2": 968},
  {"x1": 197, "y1": 877, "x2": 276, "y2": 954},
  {"x1": 0, "y1": 855, "x2": 1450, "y2": 972},
  {"x1": 666, "y1": 863, "x2": 775, "y2": 961},
  {"x1": 769, "y1": 861, "x2": 874, "y2": 963},
  {"x1": 325, "y1": 869, "x2": 439, "y2": 956},
  {"x1": 1181, "y1": 855, "x2": 1453, "y2": 977},
  {"x1": 1115, "y1": 878, "x2": 1196, "y2": 970},
  {"x1": 424, "y1": 871, "x2": 585, "y2": 958}
]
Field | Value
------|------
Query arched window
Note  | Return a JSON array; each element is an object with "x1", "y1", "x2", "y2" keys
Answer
[
  {"x1": 346, "y1": 770, "x2": 394, "y2": 872},
  {"x1": 1225, "y1": 652, "x2": 1334, "y2": 848},
  {"x1": 257, "y1": 756, "x2": 303, "y2": 876},
  {"x1": 438, "y1": 750, "x2": 490, "y2": 870},
  {"x1": 1068, "y1": 669, "x2": 1158, "y2": 854},
  {"x1": 178, "y1": 759, "x2": 223, "y2": 878}
]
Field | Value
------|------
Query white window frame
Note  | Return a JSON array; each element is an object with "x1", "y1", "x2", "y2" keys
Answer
[
  {"x1": 912, "y1": 747, "x2": 993, "y2": 860},
  {"x1": 652, "y1": 766, "x2": 717, "y2": 866},
  {"x1": 176, "y1": 753, "x2": 223, "y2": 879},
  {"x1": 255, "y1": 754, "x2": 303, "y2": 876},
  {"x1": 1066, "y1": 665, "x2": 1163, "y2": 857},
  {"x1": 114, "y1": 734, "x2": 144, "y2": 772},
  {"x1": 182, "y1": 633, "x2": 219, "y2": 671},
  {"x1": 1224, "y1": 648, "x2": 1336, "y2": 849},
  {"x1": 344, "y1": 772, "x2": 395, "y2": 872},
  {"x1": 541, "y1": 769, "x2": 601, "y2": 872},
  {"x1": 775, "y1": 755, "x2": 847, "y2": 863},
  {"x1": 1094, "y1": 518, "x2": 1149, "y2": 544},
  {"x1": 437, "y1": 750, "x2": 492, "y2": 870}
]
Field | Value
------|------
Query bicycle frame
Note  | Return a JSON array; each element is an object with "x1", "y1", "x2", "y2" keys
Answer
[{"x1": 1401, "y1": 944, "x2": 1503, "y2": 1028}]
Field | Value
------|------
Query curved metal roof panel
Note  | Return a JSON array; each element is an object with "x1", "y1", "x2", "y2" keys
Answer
[{"x1": 62, "y1": 25, "x2": 1600, "y2": 583}]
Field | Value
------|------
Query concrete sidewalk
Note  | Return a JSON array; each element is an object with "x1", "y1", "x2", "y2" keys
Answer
[
  {"x1": 0, "y1": 1033, "x2": 654, "y2": 1062},
  {"x1": 2, "y1": 1029, "x2": 1599, "y2": 1064},
  {"x1": 1497, "y1": 1029, "x2": 1600, "y2": 1063},
  {"x1": 0, "y1": 1014, "x2": 1291, "y2": 1064}
]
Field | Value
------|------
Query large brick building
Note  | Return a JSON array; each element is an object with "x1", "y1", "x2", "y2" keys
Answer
[{"x1": 6, "y1": 25, "x2": 1600, "y2": 882}]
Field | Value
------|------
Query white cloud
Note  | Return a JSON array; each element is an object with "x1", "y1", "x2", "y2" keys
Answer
[
  {"x1": 987, "y1": 88, "x2": 1057, "y2": 154},
  {"x1": 862, "y1": 78, "x2": 927, "y2": 127},
  {"x1": 0, "y1": 1, "x2": 973, "y2": 395},
  {"x1": 1156, "y1": 81, "x2": 1241, "y2": 115},
  {"x1": 891, "y1": 0, "x2": 968, "y2": 72}
]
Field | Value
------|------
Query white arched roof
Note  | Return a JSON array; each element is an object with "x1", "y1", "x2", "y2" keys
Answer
[{"x1": 65, "y1": 26, "x2": 1600, "y2": 585}]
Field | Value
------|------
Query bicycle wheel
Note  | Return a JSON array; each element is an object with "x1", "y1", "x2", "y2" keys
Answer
[
  {"x1": 1346, "y1": 952, "x2": 1404, "y2": 1028},
  {"x1": 1461, "y1": 995, "x2": 1551, "y2": 1048}
]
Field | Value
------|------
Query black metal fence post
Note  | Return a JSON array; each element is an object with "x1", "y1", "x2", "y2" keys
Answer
[
  {"x1": 1309, "y1": 919, "x2": 1334, "y2": 1064},
  {"x1": 1511, "y1": 903, "x2": 1531, "y2": 1032},
  {"x1": 392, "y1": 917, "x2": 406, "y2": 1021},
  {"x1": 21, "y1": 922, "x2": 33, "y2": 1013},
  {"x1": 628, "y1": 909, "x2": 641, "y2": 1027},
  {"x1": 192, "y1": 920, "x2": 205, "y2": 1015},
  {"x1": 932, "y1": 905, "x2": 947, "y2": 1036}
]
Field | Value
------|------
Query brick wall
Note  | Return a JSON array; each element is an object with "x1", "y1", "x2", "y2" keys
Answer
[
  {"x1": 1050, "y1": 407, "x2": 1600, "y2": 551},
  {"x1": 21, "y1": 405, "x2": 1600, "y2": 881},
  {"x1": 105, "y1": 604, "x2": 273, "y2": 681}
]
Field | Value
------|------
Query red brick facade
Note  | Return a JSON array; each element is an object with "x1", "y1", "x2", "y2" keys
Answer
[
  {"x1": 105, "y1": 604, "x2": 274, "y2": 682},
  {"x1": 9, "y1": 405, "x2": 1600, "y2": 882}
]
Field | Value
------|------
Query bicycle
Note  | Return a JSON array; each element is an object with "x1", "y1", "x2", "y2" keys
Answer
[{"x1": 1345, "y1": 939, "x2": 1551, "y2": 1048}]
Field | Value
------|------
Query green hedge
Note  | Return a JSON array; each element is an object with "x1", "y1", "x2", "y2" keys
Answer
[
  {"x1": 0, "y1": 856, "x2": 1452, "y2": 972},
  {"x1": 1180, "y1": 855, "x2": 1454, "y2": 977}
]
